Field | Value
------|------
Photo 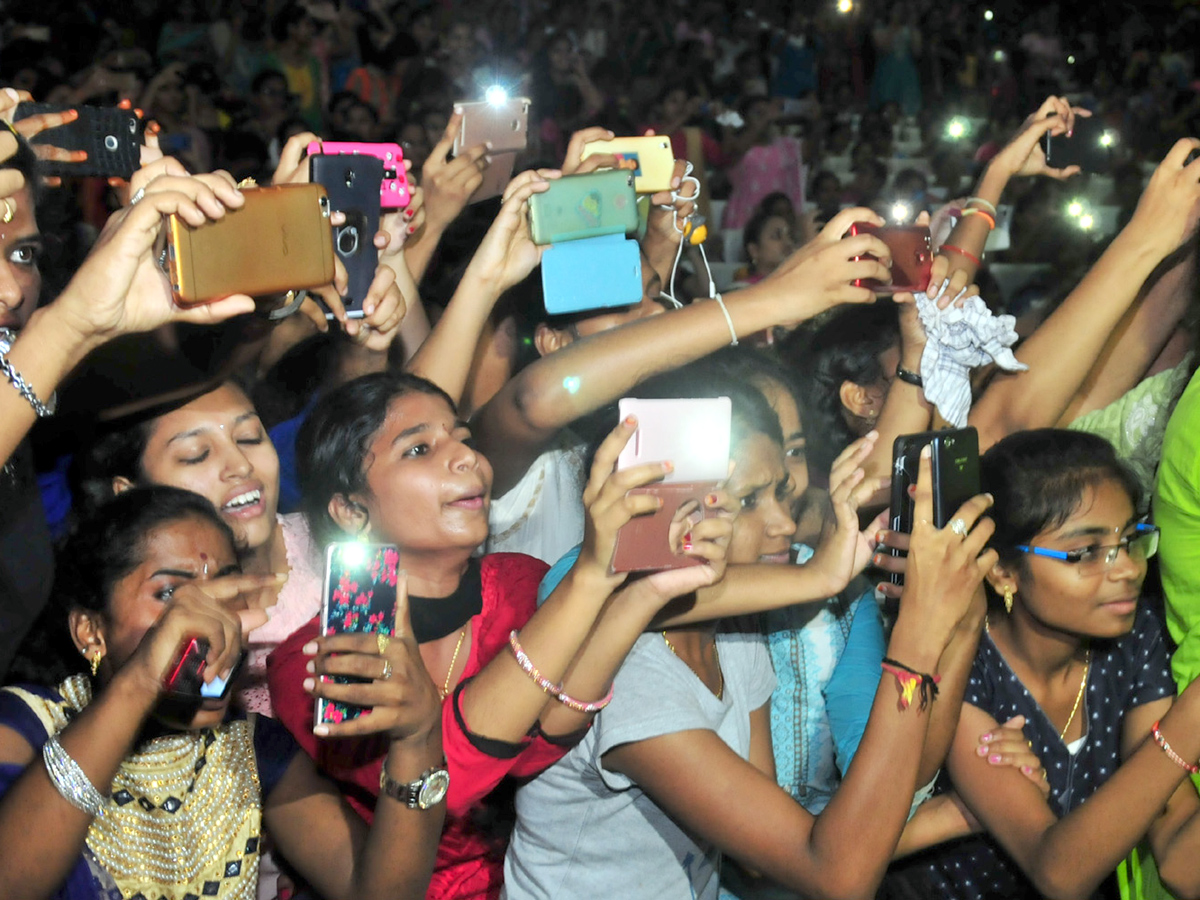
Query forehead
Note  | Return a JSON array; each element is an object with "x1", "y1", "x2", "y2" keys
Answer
[
  {"x1": 149, "y1": 384, "x2": 255, "y2": 436},
  {"x1": 730, "y1": 432, "x2": 784, "y2": 489},
  {"x1": 375, "y1": 390, "x2": 456, "y2": 436},
  {"x1": 1037, "y1": 478, "x2": 1136, "y2": 542},
  {"x1": 137, "y1": 517, "x2": 236, "y2": 569}
]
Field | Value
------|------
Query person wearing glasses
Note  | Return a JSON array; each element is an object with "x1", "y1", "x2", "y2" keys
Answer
[{"x1": 892, "y1": 429, "x2": 1200, "y2": 900}]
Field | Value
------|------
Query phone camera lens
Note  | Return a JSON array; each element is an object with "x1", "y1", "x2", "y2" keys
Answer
[
  {"x1": 511, "y1": 119, "x2": 519, "y2": 131},
  {"x1": 344, "y1": 168, "x2": 356, "y2": 187},
  {"x1": 337, "y1": 226, "x2": 360, "y2": 256},
  {"x1": 104, "y1": 135, "x2": 119, "y2": 152}
]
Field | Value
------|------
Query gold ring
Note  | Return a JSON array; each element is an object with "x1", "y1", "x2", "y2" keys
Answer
[
  {"x1": 1, "y1": 197, "x2": 14, "y2": 224},
  {"x1": 380, "y1": 658, "x2": 393, "y2": 680},
  {"x1": 376, "y1": 633, "x2": 391, "y2": 655}
]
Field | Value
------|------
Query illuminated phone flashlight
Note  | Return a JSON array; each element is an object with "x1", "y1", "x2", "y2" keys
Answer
[
  {"x1": 1077, "y1": 213, "x2": 1095, "y2": 231},
  {"x1": 946, "y1": 117, "x2": 968, "y2": 140},
  {"x1": 485, "y1": 84, "x2": 509, "y2": 106},
  {"x1": 340, "y1": 540, "x2": 368, "y2": 567},
  {"x1": 1067, "y1": 55, "x2": 1076, "y2": 65},
  {"x1": 891, "y1": 200, "x2": 913, "y2": 224},
  {"x1": 984, "y1": 8, "x2": 994, "y2": 19},
  {"x1": 993, "y1": 49, "x2": 1007, "y2": 63},
  {"x1": 1099, "y1": 130, "x2": 1116, "y2": 148},
  {"x1": 1066, "y1": 199, "x2": 1084, "y2": 218},
  {"x1": 837, "y1": 0, "x2": 853, "y2": 13}
]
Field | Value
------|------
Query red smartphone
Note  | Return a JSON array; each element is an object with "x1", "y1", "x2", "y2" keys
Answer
[
  {"x1": 849, "y1": 223, "x2": 932, "y2": 295},
  {"x1": 306, "y1": 141, "x2": 411, "y2": 207},
  {"x1": 163, "y1": 637, "x2": 243, "y2": 700}
]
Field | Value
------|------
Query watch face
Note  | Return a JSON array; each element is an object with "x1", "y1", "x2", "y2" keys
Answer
[{"x1": 418, "y1": 768, "x2": 450, "y2": 809}]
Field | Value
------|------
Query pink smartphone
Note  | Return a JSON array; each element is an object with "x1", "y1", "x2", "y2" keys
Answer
[
  {"x1": 307, "y1": 141, "x2": 411, "y2": 208},
  {"x1": 611, "y1": 397, "x2": 731, "y2": 573}
]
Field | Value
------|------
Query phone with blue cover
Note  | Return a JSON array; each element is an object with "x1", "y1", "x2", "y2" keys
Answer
[{"x1": 541, "y1": 233, "x2": 642, "y2": 315}]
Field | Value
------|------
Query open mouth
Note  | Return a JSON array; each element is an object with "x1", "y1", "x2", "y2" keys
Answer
[
  {"x1": 222, "y1": 488, "x2": 264, "y2": 517},
  {"x1": 447, "y1": 493, "x2": 485, "y2": 510}
]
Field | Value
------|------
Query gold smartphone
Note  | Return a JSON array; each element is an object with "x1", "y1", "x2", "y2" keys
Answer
[
  {"x1": 167, "y1": 183, "x2": 335, "y2": 306},
  {"x1": 581, "y1": 135, "x2": 675, "y2": 194}
]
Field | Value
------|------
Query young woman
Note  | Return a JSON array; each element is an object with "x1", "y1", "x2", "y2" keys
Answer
[
  {"x1": 503, "y1": 372, "x2": 999, "y2": 899},
  {"x1": 265, "y1": 370, "x2": 732, "y2": 900},
  {"x1": 0, "y1": 486, "x2": 445, "y2": 900},
  {"x1": 910, "y1": 429, "x2": 1200, "y2": 898}
]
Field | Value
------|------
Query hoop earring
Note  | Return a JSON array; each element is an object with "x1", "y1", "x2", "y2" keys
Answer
[
  {"x1": 1003, "y1": 586, "x2": 1014, "y2": 615},
  {"x1": 89, "y1": 651, "x2": 103, "y2": 677}
]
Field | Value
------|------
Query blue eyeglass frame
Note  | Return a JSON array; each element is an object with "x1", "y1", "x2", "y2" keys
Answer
[{"x1": 1014, "y1": 523, "x2": 1160, "y2": 566}]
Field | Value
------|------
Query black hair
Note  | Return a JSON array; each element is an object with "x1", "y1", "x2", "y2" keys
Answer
[
  {"x1": 251, "y1": 68, "x2": 288, "y2": 95},
  {"x1": 2, "y1": 133, "x2": 41, "y2": 204},
  {"x1": 742, "y1": 205, "x2": 790, "y2": 259},
  {"x1": 296, "y1": 371, "x2": 458, "y2": 548},
  {"x1": 779, "y1": 303, "x2": 900, "y2": 480},
  {"x1": 981, "y1": 429, "x2": 1142, "y2": 579},
  {"x1": 5, "y1": 487, "x2": 234, "y2": 687},
  {"x1": 271, "y1": 3, "x2": 309, "y2": 43}
]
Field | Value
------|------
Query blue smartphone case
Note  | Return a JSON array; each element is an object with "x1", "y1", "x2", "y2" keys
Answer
[{"x1": 541, "y1": 233, "x2": 643, "y2": 315}]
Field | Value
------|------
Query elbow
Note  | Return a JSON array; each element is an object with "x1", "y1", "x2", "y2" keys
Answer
[
  {"x1": 1158, "y1": 858, "x2": 1200, "y2": 899},
  {"x1": 801, "y1": 864, "x2": 887, "y2": 900},
  {"x1": 1027, "y1": 867, "x2": 1099, "y2": 900},
  {"x1": 510, "y1": 365, "x2": 567, "y2": 434}
]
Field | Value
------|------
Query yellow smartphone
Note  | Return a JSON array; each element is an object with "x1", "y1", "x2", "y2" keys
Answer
[
  {"x1": 581, "y1": 135, "x2": 675, "y2": 194},
  {"x1": 167, "y1": 183, "x2": 336, "y2": 306}
]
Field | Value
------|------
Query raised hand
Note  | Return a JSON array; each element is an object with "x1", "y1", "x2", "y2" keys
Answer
[
  {"x1": 422, "y1": 112, "x2": 488, "y2": 232},
  {"x1": 460, "y1": 168, "x2": 558, "y2": 293},
  {"x1": 561, "y1": 126, "x2": 616, "y2": 175},
  {"x1": 304, "y1": 571, "x2": 443, "y2": 742},
  {"x1": 1125, "y1": 137, "x2": 1200, "y2": 256},
  {"x1": 988, "y1": 96, "x2": 1088, "y2": 182}
]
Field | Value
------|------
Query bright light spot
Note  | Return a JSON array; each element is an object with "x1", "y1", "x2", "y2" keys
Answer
[
  {"x1": 993, "y1": 49, "x2": 1007, "y2": 63},
  {"x1": 836, "y1": 0, "x2": 853, "y2": 13},
  {"x1": 485, "y1": 84, "x2": 508, "y2": 105},
  {"x1": 1099, "y1": 131, "x2": 1115, "y2": 148},
  {"x1": 1078, "y1": 214, "x2": 1094, "y2": 230},
  {"x1": 562, "y1": 376, "x2": 581, "y2": 395},
  {"x1": 1067, "y1": 200, "x2": 1084, "y2": 217},
  {"x1": 1067, "y1": 55, "x2": 1076, "y2": 65},
  {"x1": 946, "y1": 118, "x2": 967, "y2": 139},
  {"x1": 891, "y1": 201, "x2": 912, "y2": 223},
  {"x1": 984, "y1": 9, "x2": 994, "y2": 20},
  {"x1": 339, "y1": 542, "x2": 367, "y2": 567}
]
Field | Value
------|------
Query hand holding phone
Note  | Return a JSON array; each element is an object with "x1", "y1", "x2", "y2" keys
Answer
[
  {"x1": 527, "y1": 170, "x2": 639, "y2": 245},
  {"x1": 849, "y1": 223, "x2": 932, "y2": 295},
  {"x1": 14, "y1": 102, "x2": 143, "y2": 178},
  {"x1": 309, "y1": 153, "x2": 383, "y2": 315},
  {"x1": 580, "y1": 135, "x2": 675, "y2": 194},
  {"x1": 307, "y1": 141, "x2": 411, "y2": 207},
  {"x1": 1042, "y1": 115, "x2": 1116, "y2": 175},
  {"x1": 453, "y1": 96, "x2": 530, "y2": 204}
]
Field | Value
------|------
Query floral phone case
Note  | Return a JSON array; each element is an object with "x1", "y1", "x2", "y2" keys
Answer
[{"x1": 317, "y1": 542, "x2": 400, "y2": 726}]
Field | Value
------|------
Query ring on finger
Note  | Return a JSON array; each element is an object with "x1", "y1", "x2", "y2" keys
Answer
[
  {"x1": 950, "y1": 518, "x2": 969, "y2": 538},
  {"x1": 376, "y1": 633, "x2": 391, "y2": 655},
  {"x1": 129, "y1": 187, "x2": 145, "y2": 207},
  {"x1": 380, "y1": 658, "x2": 393, "y2": 680}
]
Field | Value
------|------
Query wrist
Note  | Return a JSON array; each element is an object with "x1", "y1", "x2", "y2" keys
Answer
[
  {"x1": 20, "y1": 304, "x2": 102, "y2": 368},
  {"x1": 885, "y1": 618, "x2": 946, "y2": 674},
  {"x1": 107, "y1": 662, "x2": 164, "y2": 720},
  {"x1": 975, "y1": 161, "x2": 1012, "y2": 202}
]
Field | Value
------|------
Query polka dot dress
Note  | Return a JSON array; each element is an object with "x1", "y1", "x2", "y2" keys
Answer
[{"x1": 919, "y1": 604, "x2": 1175, "y2": 899}]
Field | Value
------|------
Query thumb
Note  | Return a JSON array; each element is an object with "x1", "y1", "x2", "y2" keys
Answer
[
  {"x1": 239, "y1": 606, "x2": 273, "y2": 634},
  {"x1": 392, "y1": 570, "x2": 413, "y2": 641},
  {"x1": 1000, "y1": 714, "x2": 1027, "y2": 729}
]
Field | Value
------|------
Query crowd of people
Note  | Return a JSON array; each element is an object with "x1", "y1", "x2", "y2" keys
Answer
[{"x1": 3, "y1": 1, "x2": 1200, "y2": 899}]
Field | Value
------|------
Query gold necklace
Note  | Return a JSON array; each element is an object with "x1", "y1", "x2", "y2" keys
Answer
[
  {"x1": 441, "y1": 627, "x2": 468, "y2": 698},
  {"x1": 661, "y1": 632, "x2": 724, "y2": 700},
  {"x1": 1059, "y1": 650, "x2": 1091, "y2": 742}
]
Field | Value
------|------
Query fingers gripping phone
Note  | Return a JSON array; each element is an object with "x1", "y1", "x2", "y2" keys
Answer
[
  {"x1": 581, "y1": 135, "x2": 676, "y2": 194},
  {"x1": 1043, "y1": 116, "x2": 1116, "y2": 175},
  {"x1": 163, "y1": 637, "x2": 245, "y2": 700},
  {"x1": 317, "y1": 542, "x2": 401, "y2": 726},
  {"x1": 166, "y1": 183, "x2": 336, "y2": 306},
  {"x1": 453, "y1": 96, "x2": 530, "y2": 204},
  {"x1": 541, "y1": 233, "x2": 643, "y2": 314},
  {"x1": 14, "y1": 101, "x2": 143, "y2": 179},
  {"x1": 611, "y1": 397, "x2": 732, "y2": 573},
  {"x1": 887, "y1": 427, "x2": 981, "y2": 586},
  {"x1": 306, "y1": 141, "x2": 411, "y2": 208},
  {"x1": 309, "y1": 153, "x2": 383, "y2": 316},
  {"x1": 849, "y1": 223, "x2": 933, "y2": 295},
  {"x1": 527, "y1": 170, "x2": 640, "y2": 245}
]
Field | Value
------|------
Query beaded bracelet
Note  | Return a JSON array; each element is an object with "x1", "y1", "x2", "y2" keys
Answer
[
  {"x1": 0, "y1": 328, "x2": 56, "y2": 418},
  {"x1": 966, "y1": 197, "x2": 998, "y2": 217},
  {"x1": 508, "y1": 630, "x2": 562, "y2": 696},
  {"x1": 881, "y1": 657, "x2": 941, "y2": 711},
  {"x1": 961, "y1": 208, "x2": 997, "y2": 230},
  {"x1": 555, "y1": 683, "x2": 614, "y2": 713},
  {"x1": 712, "y1": 293, "x2": 739, "y2": 347},
  {"x1": 940, "y1": 244, "x2": 982, "y2": 267},
  {"x1": 1151, "y1": 720, "x2": 1200, "y2": 774},
  {"x1": 43, "y1": 735, "x2": 108, "y2": 818}
]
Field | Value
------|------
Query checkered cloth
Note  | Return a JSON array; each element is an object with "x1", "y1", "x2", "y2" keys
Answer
[{"x1": 914, "y1": 282, "x2": 1027, "y2": 427}]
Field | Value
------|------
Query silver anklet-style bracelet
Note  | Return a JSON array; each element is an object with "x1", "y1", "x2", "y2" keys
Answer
[
  {"x1": 0, "y1": 328, "x2": 56, "y2": 418},
  {"x1": 42, "y1": 735, "x2": 107, "y2": 818}
]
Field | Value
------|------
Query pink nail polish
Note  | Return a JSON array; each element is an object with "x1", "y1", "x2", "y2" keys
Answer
[
  {"x1": 989, "y1": 754, "x2": 1002, "y2": 764},
  {"x1": 977, "y1": 745, "x2": 988, "y2": 756},
  {"x1": 1022, "y1": 765, "x2": 1033, "y2": 774}
]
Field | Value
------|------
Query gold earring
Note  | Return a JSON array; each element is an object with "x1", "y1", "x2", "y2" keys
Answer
[
  {"x1": 1, "y1": 197, "x2": 14, "y2": 224},
  {"x1": 90, "y1": 650, "x2": 103, "y2": 677},
  {"x1": 1003, "y1": 585, "x2": 1014, "y2": 615}
]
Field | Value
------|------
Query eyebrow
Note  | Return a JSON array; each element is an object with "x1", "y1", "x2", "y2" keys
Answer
[
  {"x1": 391, "y1": 419, "x2": 471, "y2": 448},
  {"x1": 1057, "y1": 515, "x2": 1140, "y2": 541},
  {"x1": 150, "y1": 568, "x2": 196, "y2": 579},
  {"x1": 164, "y1": 412, "x2": 259, "y2": 446}
]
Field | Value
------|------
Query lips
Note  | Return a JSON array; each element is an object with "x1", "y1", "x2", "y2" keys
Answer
[
  {"x1": 447, "y1": 493, "x2": 485, "y2": 510},
  {"x1": 1100, "y1": 596, "x2": 1139, "y2": 616},
  {"x1": 759, "y1": 550, "x2": 792, "y2": 565},
  {"x1": 220, "y1": 484, "x2": 266, "y2": 519}
]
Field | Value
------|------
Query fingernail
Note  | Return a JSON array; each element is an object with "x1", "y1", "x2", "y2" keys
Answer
[
  {"x1": 313, "y1": 724, "x2": 329, "y2": 736},
  {"x1": 682, "y1": 540, "x2": 693, "y2": 552},
  {"x1": 275, "y1": 572, "x2": 289, "y2": 581},
  {"x1": 406, "y1": 224, "x2": 416, "y2": 234},
  {"x1": 977, "y1": 745, "x2": 989, "y2": 756},
  {"x1": 302, "y1": 642, "x2": 318, "y2": 655},
  {"x1": 873, "y1": 553, "x2": 884, "y2": 566},
  {"x1": 985, "y1": 492, "x2": 995, "y2": 503},
  {"x1": 662, "y1": 461, "x2": 674, "y2": 473},
  {"x1": 624, "y1": 415, "x2": 637, "y2": 426},
  {"x1": 403, "y1": 208, "x2": 414, "y2": 219},
  {"x1": 1067, "y1": 130, "x2": 1073, "y2": 138},
  {"x1": 920, "y1": 445, "x2": 931, "y2": 459},
  {"x1": 65, "y1": 108, "x2": 79, "y2": 120},
  {"x1": 453, "y1": 105, "x2": 463, "y2": 114},
  {"x1": 907, "y1": 485, "x2": 917, "y2": 497},
  {"x1": 706, "y1": 493, "x2": 719, "y2": 506},
  {"x1": 1022, "y1": 765, "x2": 1034, "y2": 774},
  {"x1": 876, "y1": 530, "x2": 887, "y2": 543},
  {"x1": 118, "y1": 98, "x2": 132, "y2": 109},
  {"x1": 302, "y1": 677, "x2": 315, "y2": 691},
  {"x1": 134, "y1": 108, "x2": 143, "y2": 118},
  {"x1": 306, "y1": 660, "x2": 315, "y2": 673},
  {"x1": 989, "y1": 754, "x2": 1002, "y2": 764},
  {"x1": 980, "y1": 732, "x2": 993, "y2": 743}
]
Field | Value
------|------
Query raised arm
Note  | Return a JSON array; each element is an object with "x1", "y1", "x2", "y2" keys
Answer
[{"x1": 970, "y1": 138, "x2": 1200, "y2": 450}]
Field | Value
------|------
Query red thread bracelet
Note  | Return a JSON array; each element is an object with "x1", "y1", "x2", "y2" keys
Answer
[
  {"x1": 940, "y1": 244, "x2": 982, "y2": 266},
  {"x1": 1152, "y1": 720, "x2": 1200, "y2": 774}
]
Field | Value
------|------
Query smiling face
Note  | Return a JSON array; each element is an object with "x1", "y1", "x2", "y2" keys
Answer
[
  {"x1": 0, "y1": 185, "x2": 42, "y2": 333},
  {"x1": 356, "y1": 391, "x2": 494, "y2": 556},
  {"x1": 92, "y1": 516, "x2": 241, "y2": 730},
  {"x1": 134, "y1": 384, "x2": 280, "y2": 553},
  {"x1": 727, "y1": 432, "x2": 797, "y2": 566},
  {"x1": 1003, "y1": 478, "x2": 1146, "y2": 640}
]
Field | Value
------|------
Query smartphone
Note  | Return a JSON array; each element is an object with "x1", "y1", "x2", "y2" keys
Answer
[
  {"x1": 542, "y1": 233, "x2": 642, "y2": 315},
  {"x1": 849, "y1": 223, "x2": 933, "y2": 295},
  {"x1": 1043, "y1": 115, "x2": 1115, "y2": 175},
  {"x1": 317, "y1": 542, "x2": 401, "y2": 726},
  {"x1": 887, "y1": 428, "x2": 981, "y2": 585},
  {"x1": 611, "y1": 397, "x2": 732, "y2": 573},
  {"x1": 580, "y1": 135, "x2": 675, "y2": 194},
  {"x1": 167, "y1": 183, "x2": 335, "y2": 306},
  {"x1": 528, "y1": 170, "x2": 639, "y2": 245},
  {"x1": 14, "y1": 101, "x2": 143, "y2": 178},
  {"x1": 471, "y1": 149, "x2": 518, "y2": 204},
  {"x1": 163, "y1": 637, "x2": 244, "y2": 701},
  {"x1": 306, "y1": 141, "x2": 411, "y2": 208},
  {"x1": 309, "y1": 153, "x2": 383, "y2": 317},
  {"x1": 453, "y1": 96, "x2": 530, "y2": 155}
]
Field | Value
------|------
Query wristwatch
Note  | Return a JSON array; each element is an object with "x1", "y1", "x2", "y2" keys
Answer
[
  {"x1": 895, "y1": 365, "x2": 924, "y2": 388},
  {"x1": 380, "y1": 763, "x2": 450, "y2": 810}
]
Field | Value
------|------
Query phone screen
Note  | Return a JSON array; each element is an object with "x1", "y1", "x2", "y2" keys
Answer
[{"x1": 317, "y1": 542, "x2": 401, "y2": 725}]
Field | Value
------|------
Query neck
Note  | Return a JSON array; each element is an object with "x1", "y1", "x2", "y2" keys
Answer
[
  {"x1": 662, "y1": 623, "x2": 719, "y2": 660},
  {"x1": 402, "y1": 548, "x2": 474, "y2": 597},
  {"x1": 990, "y1": 604, "x2": 1087, "y2": 679},
  {"x1": 241, "y1": 521, "x2": 287, "y2": 577}
]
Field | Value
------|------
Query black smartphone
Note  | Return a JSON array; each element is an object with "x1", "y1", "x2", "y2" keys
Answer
[
  {"x1": 309, "y1": 152, "x2": 384, "y2": 317},
  {"x1": 1043, "y1": 115, "x2": 1116, "y2": 175},
  {"x1": 14, "y1": 102, "x2": 143, "y2": 179},
  {"x1": 163, "y1": 637, "x2": 244, "y2": 700},
  {"x1": 887, "y1": 427, "x2": 981, "y2": 586}
]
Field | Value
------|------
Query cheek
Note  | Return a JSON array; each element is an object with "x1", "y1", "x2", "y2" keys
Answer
[
  {"x1": 728, "y1": 512, "x2": 765, "y2": 564},
  {"x1": 142, "y1": 460, "x2": 223, "y2": 506},
  {"x1": 786, "y1": 457, "x2": 809, "y2": 496}
]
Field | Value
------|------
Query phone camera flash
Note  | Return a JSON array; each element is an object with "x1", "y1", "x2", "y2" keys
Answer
[{"x1": 485, "y1": 85, "x2": 509, "y2": 106}]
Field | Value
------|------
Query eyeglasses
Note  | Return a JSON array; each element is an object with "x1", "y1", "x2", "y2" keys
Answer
[{"x1": 1015, "y1": 523, "x2": 1159, "y2": 575}]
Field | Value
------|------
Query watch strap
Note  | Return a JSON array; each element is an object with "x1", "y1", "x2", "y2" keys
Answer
[{"x1": 895, "y1": 365, "x2": 923, "y2": 388}]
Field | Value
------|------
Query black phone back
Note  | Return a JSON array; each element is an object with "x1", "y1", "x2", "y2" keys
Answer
[
  {"x1": 1042, "y1": 116, "x2": 1114, "y2": 174},
  {"x1": 309, "y1": 153, "x2": 383, "y2": 316},
  {"x1": 14, "y1": 102, "x2": 142, "y2": 178}
]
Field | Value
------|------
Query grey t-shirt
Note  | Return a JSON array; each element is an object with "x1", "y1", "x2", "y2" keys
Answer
[{"x1": 503, "y1": 629, "x2": 776, "y2": 900}]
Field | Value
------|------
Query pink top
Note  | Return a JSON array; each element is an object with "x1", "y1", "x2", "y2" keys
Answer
[
  {"x1": 239, "y1": 513, "x2": 324, "y2": 716},
  {"x1": 722, "y1": 136, "x2": 805, "y2": 230}
]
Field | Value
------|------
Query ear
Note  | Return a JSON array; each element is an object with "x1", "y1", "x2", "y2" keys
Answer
[
  {"x1": 112, "y1": 476, "x2": 136, "y2": 495},
  {"x1": 328, "y1": 493, "x2": 371, "y2": 537},
  {"x1": 534, "y1": 322, "x2": 573, "y2": 357},
  {"x1": 985, "y1": 559, "x2": 1019, "y2": 596},
  {"x1": 838, "y1": 379, "x2": 878, "y2": 420},
  {"x1": 746, "y1": 240, "x2": 760, "y2": 264},
  {"x1": 68, "y1": 607, "x2": 107, "y2": 661}
]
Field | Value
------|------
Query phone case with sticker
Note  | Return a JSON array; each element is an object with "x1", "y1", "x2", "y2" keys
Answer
[
  {"x1": 580, "y1": 135, "x2": 675, "y2": 193},
  {"x1": 527, "y1": 170, "x2": 639, "y2": 245}
]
